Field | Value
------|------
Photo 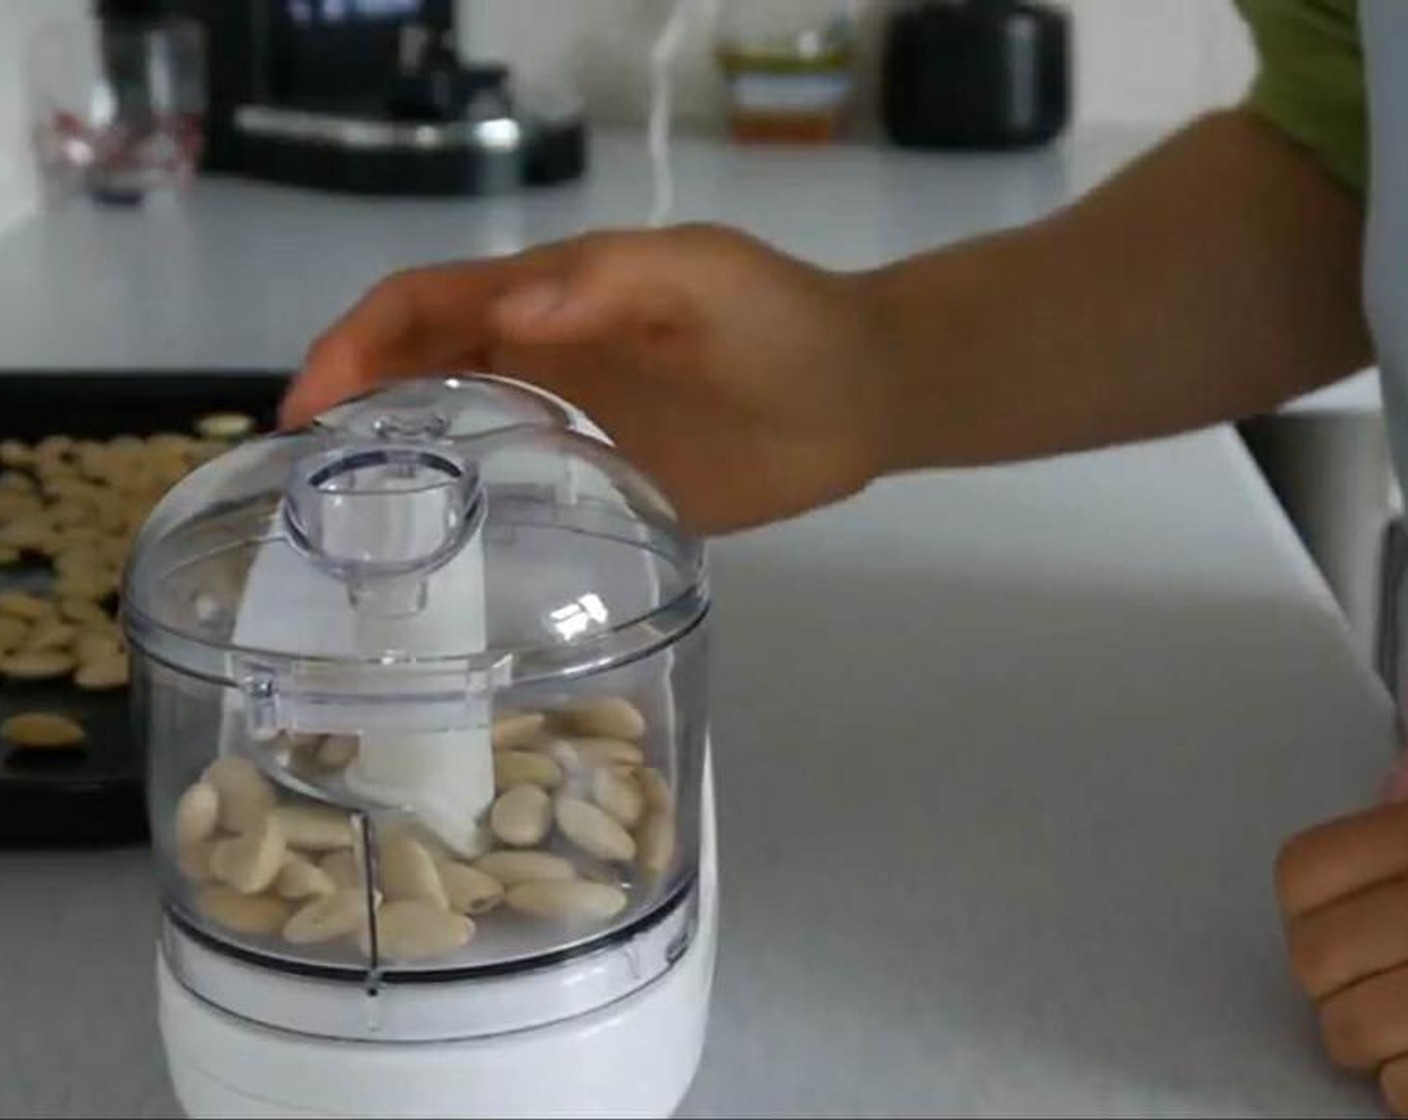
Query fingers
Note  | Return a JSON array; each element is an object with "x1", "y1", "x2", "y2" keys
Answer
[
  {"x1": 1320, "y1": 967, "x2": 1408, "y2": 1070},
  {"x1": 280, "y1": 259, "x2": 526, "y2": 429},
  {"x1": 1277, "y1": 802, "x2": 1408, "y2": 919},
  {"x1": 279, "y1": 230, "x2": 696, "y2": 430},
  {"x1": 1382, "y1": 750, "x2": 1408, "y2": 805},
  {"x1": 491, "y1": 231, "x2": 693, "y2": 347},
  {"x1": 1287, "y1": 875, "x2": 1408, "y2": 998},
  {"x1": 1278, "y1": 805, "x2": 1408, "y2": 1114},
  {"x1": 1382, "y1": 1055, "x2": 1408, "y2": 1117}
]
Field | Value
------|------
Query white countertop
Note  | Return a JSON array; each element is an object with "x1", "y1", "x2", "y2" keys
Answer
[
  {"x1": 1, "y1": 432, "x2": 1397, "y2": 1118},
  {"x1": 0, "y1": 129, "x2": 1399, "y2": 1117},
  {"x1": 1284, "y1": 369, "x2": 1384, "y2": 416},
  {"x1": 0, "y1": 128, "x2": 1156, "y2": 369},
  {"x1": 0, "y1": 125, "x2": 1379, "y2": 416}
]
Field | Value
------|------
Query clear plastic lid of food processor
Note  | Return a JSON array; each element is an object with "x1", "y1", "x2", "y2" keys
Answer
[{"x1": 126, "y1": 376, "x2": 708, "y2": 988}]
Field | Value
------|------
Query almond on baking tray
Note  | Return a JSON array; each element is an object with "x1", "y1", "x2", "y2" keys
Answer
[
  {"x1": 0, "y1": 591, "x2": 50, "y2": 621},
  {"x1": 74, "y1": 654, "x2": 129, "y2": 691},
  {"x1": 0, "y1": 425, "x2": 264, "y2": 707},
  {"x1": 195, "y1": 413, "x2": 255, "y2": 441},
  {"x1": 1, "y1": 650, "x2": 74, "y2": 680},
  {"x1": 1, "y1": 711, "x2": 85, "y2": 750}
]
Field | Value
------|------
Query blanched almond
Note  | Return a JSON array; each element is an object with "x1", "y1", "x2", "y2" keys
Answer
[
  {"x1": 555, "y1": 796, "x2": 636, "y2": 863},
  {"x1": 23, "y1": 621, "x2": 74, "y2": 652},
  {"x1": 198, "y1": 887, "x2": 290, "y2": 936},
  {"x1": 0, "y1": 592, "x2": 53, "y2": 622},
  {"x1": 35, "y1": 435, "x2": 75, "y2": 460},
  {"x1": 563, "y1": 737, "x2": 645, "y2": 768},
  {"x1": 320, "y1": 849, "x2": 362, "y2": 890},
  {"x1": 210, "y1": 815, "x2": 286, "y2": 894},
  {"x1": 0, "y1": 616, "x2": 28, "y2": 652},
  {"x1": 556, "y1": 696, "x2": 646, "y2": 740},
  {"x1": 636, "y1": 812, "x2": 677, "y2": 877},
  {"x1": 474, "y1": 850, "x2": 576, "y2": 887},
  {"x1": 73, "y1": 630, "x2": 122, "y2": 664},
  {"x1": 0, "y1": 487, "x2": 39, "y2": 511},
  {"x1": 637, "y1": 767, "x2": 675, "y2": 815},
  {"x1": 1, "y1": 651, "x2": 73, "y2": 681},
  {"x1": 48, "y1": 500, "x2": 93, "y2": 528},
  {"x1": 557, "y1": 695, "x2": 650, "y2": 738},
  {"x1": 0, "y1": 492, "x2": 39, "y2": 517},
  {"x1": 0, "y1": 440, "x2": 32, "y2": 468},
  {"x1": 203, "y1": 755, "x2": 275, "y2": 833},
  {"x1": 493, "y1": 750, "x2": 562, "y2": 791},
  {"x1": 58, "y1": 598, "x2": 108, "y2": 625},
  {"x1": 1, "y1": 711, "x2": 85, "y2": 749},
  {"x1": 178, "y1": 840, "x2": 215, "y2": 883},
  {"x1": 379, "y1": 834, "x2": 449, "y2": 909},
  {"x1": 175, "y1": 781, "x2": 219, "y2": 845},
  {"x1": 592, "y1": 767, "x2": 645, "y2": 829},
  {"x1": 271, "y1": 804, "x2": 355, "y2": 852},
  {"x1": 0, "y1": 521, "x2": 54, "y2": 552},
  {"x1": 506, "y1": 880, "x2": 628, "y2": 923},
  {"x1": 490, "y1": 784, "x2": 552, "y2": 847},
  {"x1": 196, "y1": 412, "x2": 255, "y2": 440},
  {"x1": 360, "y1": 900, "x2": 472, "y2": 961},
  {"x1": 492, "y1": 711, "x2": 547, "y2": 751},
  {"x1": 283, "y1": 890, "x2": 370, "y2": 945},
  {"x1": 54, "y1": 550, "x2": 106, "y2": 577},
  {"x1": 437, "y1": 861, "x2": 504, "y2": 915},
  {"x1": 55, "y1": 570, "x2": 115, "y2": 601},
  {"x1": 74, "y1": 654, "x2": 129, "y2": 691},
  {"x1": 275, "y1": 853, "x2": 338, "y2": 900}
]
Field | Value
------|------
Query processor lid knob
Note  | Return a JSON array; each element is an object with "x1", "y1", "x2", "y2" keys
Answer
[{"x1": 283, "y1": 443, "x2": 484, "y2": 610}]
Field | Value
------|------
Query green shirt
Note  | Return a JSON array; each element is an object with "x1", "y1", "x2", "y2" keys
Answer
[{"x1": 1236, "y1": 0, "x2": 1367, "y2": 193}]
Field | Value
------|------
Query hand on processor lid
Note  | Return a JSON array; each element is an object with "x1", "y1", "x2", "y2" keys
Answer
[{"x1": 282, "y1": 224, "x2": 891, "y2": 535}]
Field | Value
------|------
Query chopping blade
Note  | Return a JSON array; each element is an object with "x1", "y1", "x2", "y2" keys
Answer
[{"x1": 221, "y1": 478, "x2": 495, "y2": 857}]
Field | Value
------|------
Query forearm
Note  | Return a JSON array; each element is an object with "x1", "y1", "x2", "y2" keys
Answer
[{"x1": 861, "y1": 109, "x2": 1370, "y2": 472}]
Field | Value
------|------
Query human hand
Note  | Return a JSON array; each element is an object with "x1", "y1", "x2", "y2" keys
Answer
[
  {"x1": 281, "y1": 225, "x2": 892, "y2": 534},
  {"x1": 1277, "y1": 798, "x2": 1408, "y2": 1115}
]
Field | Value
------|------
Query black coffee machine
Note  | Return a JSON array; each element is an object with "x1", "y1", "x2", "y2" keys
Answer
[{"x1": 149, "y1": 0, "x2": 586, "y2": 195}]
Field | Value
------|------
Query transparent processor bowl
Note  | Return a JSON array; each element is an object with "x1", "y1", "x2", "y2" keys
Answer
[{"x1": 125, "y1": 376, "x2": 708, "y2": 993}]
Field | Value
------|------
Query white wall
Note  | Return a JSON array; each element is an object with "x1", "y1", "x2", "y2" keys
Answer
[
  {"x1": 1071, "y1": 0, "x2": 1254, "y2": 125},
  {"x1": 0, "y1": 0, "x2": 85, "y2": 232},
  {"x1": 0, "y1": 1, "x2": 47, "y2": 233},
  {"x1": 458, "y1": 0, "x2": 1257, "y2": 131}
]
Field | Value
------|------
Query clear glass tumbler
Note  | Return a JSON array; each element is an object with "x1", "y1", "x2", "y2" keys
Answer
[{"x1": 28, "y1": 13, "x2": 206, "y2": 206}]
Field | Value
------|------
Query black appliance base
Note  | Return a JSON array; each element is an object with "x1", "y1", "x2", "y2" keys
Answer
[{"x1": 234, "y1": 120, "x2": 588, "y2": 197}]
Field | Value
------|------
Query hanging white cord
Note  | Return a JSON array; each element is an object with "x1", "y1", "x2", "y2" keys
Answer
[{"x1": 647, "y1": 0, "x2": 719, "y2": 227}]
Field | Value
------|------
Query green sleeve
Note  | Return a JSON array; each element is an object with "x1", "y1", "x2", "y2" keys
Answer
[{"x1": 1235, "y1": 0, "x2": 1366, "y2": 194}]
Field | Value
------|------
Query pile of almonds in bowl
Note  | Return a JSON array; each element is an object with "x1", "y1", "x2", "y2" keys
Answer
[{"x1": 174, "y1": 696, "x2": 681, "y2": 964}]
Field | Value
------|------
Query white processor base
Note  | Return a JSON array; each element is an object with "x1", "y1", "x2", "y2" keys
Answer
[{"x1": 159, "y1": 765, "x2": 718, "y2": 1120}]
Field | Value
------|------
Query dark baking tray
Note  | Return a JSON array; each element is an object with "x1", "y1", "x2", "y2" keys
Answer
[{"x1": 0, "y1": 371, "x2": 290, "y2": 848}]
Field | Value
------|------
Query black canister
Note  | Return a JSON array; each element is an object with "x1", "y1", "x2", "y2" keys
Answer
[{"x1": 882, "y1": 0, "x2": 1070, "y2": 150}]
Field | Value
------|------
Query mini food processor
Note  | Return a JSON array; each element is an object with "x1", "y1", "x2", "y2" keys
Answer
[{"x1": 124, "y1": 376, "x2": 717, "y2": 1118}]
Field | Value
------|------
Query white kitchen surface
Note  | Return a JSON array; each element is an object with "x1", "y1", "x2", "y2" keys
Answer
[
  {"x1": 0, "y1": 128, "x2": 1155, "y2": 369},
  {"x1": 0, "y1": 128, "x2": 1399, "y2": 1117},
  {"x1": 0, "y1": 126, "x2": 1375, "y2": 421},
  {"x1": 1285, "y1": 370, "x2": 1384, "y2": 416},
  {"x1": 1, "y1": 429, "x2": 1397, "y2": 1118}
]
